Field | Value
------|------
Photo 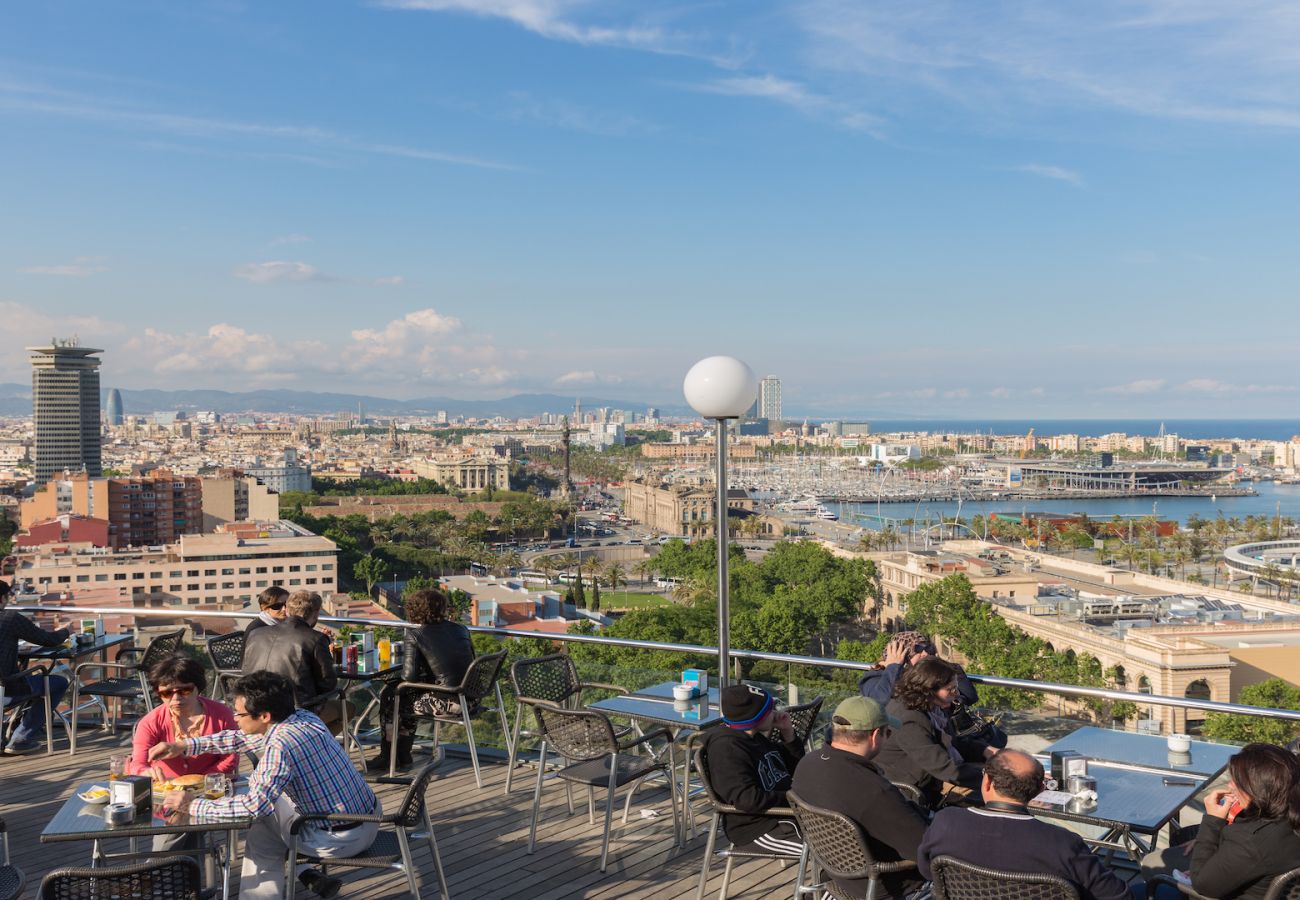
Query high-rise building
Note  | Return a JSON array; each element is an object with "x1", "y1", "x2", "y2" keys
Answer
[
  {"x1": 20, "y1": 469, "x2": 204, "y2": 549},
  {"x1": 30, "y1": 340, "x2": 103, "y2": 484},
  {"x1": 105, "y1": 388, "x2": 123, "y2": 426},
  {"x1": 759, "y1": 376, "x2": 782, "y2": 423}
]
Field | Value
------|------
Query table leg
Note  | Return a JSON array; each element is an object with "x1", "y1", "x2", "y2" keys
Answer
[{"x1": 223, "y1": 828, "x2": 236, "y2": 900}]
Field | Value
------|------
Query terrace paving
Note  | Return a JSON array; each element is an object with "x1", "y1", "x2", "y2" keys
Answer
[{"x1": 0, "y1": 730, "x2": 797, "y2": 898}]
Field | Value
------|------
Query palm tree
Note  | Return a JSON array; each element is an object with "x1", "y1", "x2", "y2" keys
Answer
[
  {"x1": 633, "y1": 558, "x2": 657, "y2": 587},
  {"x1": 672, "y1": 573, "x2": 714, "y2": 607},
  {"x1": 602, "y1": 561, "x2": 627, "y2": 594}
]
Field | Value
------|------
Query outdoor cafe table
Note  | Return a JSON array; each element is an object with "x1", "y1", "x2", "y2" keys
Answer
[
  {"x1": 1032, "y1": 727, "x2": 1238, "y2": 859},
  {"x1": 587, "y1": 682, "x2": 725, "y2": 840},
  {"x1": 17, "y1": 634, "x2": 134, "y2": 753},
  {"x1": 41, "y1": 781, "x2": 252, "y2": 900}
]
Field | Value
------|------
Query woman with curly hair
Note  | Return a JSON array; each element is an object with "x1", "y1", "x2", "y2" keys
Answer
[
  {"x1": 873, "y1": 656, "x2": 996, "y2": 808},
  {"x1": 369, "y1": 588, "x2": 474, "y2": 772}
]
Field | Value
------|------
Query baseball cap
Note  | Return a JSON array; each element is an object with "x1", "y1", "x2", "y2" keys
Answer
[{"x1": 831, "y1": 695, "x2": 900, "y2": 731}]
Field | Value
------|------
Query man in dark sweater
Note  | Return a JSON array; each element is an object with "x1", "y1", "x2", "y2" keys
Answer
[
  {"x1": 0, "y1": 579, "x2": 71, "y2": 754},
  {"x1": 918, "y1": 750, "x2": 1130, "y2": 900},
  {"x1": 792, "y1": 696, "x2": 930, "y2": 899},
  {"x1": 699, "y1": 683, "x2": 805, "y2": 856}
]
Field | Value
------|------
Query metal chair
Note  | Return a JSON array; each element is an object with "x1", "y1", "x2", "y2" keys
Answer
[
  {"x1": 782, "y1": 695, "x2": 825, "y2": 750},
  {"x1": 39, "y1": 857, "x2": 202, "y2": 900},
  {"x1": 204, "y1": 631, "x2": 245, "y2": 700},
  {"x1": 503, "y1": 652, "x2": 628, "y2": 794},
  {"x1": 1, "y1": 663, "x2": 57, "y2": 756},
  {"x1": 285, "y1": 752, "x2": 451, "y2": 899},
  {"x1": 68, "y1": 628, "x2": 186, "y2": 755},
  {"x1": 693, "y1": 743, "x2": 806, "y2": 900},
  {"x1": 526, "y1": 700, "x2": 681, "y2": 873},
  {"x1": 1147, "y1": 867, "x2": 1300, "y2": 900},
  {"x1": 0, "y1": 818, "x2": 26, "y2": 900},
  {"x1": 929, "y1": 855, "x2": 1079, "y2": 900},
  {"x1": 786, "y1": 789, "x2": 920, "y2": 900},
  {"x1": 389, "y1": 649, "x2": 510, "y2": 787}
]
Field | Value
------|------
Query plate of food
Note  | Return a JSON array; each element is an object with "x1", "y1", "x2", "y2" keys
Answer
[
  {"x1": 78, "y1": 786, "x2": 112, "y2": 804},
  {"x1": 152, "y1": 773, "x2": 205, "y2": 794}
]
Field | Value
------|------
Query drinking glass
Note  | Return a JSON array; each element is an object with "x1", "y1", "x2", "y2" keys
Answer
[
  {"x1": 204, "y1": 773, "x2": 230, "y2": 800},
  {"x1": 108, "y1": 754, "x2": 128, "y2": 780}
]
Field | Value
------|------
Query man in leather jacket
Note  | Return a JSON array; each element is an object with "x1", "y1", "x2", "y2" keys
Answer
[{"x1": 242, "y1": 590, "x2": 345, "y2": 731}]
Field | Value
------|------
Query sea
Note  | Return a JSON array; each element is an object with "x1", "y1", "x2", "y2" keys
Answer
[
  {"x1": 828, "y1": 480, "x2": 1300, "y2": 529},
  {"x1": 859, "y1": 419, "x2": 1300, "y2": 442}
]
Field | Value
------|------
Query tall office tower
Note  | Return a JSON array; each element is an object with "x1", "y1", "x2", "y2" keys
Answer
[
  {"x1": 759, "y1": 376, "x2": 782, "y2": 423},
  {"x1": 30, "y1": 340, "x2": 104, "y2": 484},
  {"x1": 105, "y1": 388, "x2": 124, "y2": 426}
]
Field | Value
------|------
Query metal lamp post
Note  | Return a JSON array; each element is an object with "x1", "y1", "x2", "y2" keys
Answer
[{"x1": 683, "y1": 356, "x2": 759, "y2": 687}]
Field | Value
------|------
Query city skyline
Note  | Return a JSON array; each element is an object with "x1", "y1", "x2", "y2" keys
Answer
[{"x1": 2, "y1": 3, "x2": 1299, "y2": 416}]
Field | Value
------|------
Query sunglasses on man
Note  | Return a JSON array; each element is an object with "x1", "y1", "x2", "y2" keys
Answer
[{"x1": 265, "y1": 602, "x2": 286, "y2": 610}]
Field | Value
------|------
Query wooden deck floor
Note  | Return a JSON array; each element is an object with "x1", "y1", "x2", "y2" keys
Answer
[{"x1": 0, "y1": 731, "x2": 799, "y2": 899}]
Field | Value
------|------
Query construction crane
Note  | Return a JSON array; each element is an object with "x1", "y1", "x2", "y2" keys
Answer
[{"x1": 1020, "y1": 427, "x2": 1035, "y2": 459}]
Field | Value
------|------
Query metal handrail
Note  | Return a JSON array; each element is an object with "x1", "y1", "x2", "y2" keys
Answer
[{"x1": 12, "y1": 603, "x2": 1300, "y2": 723}]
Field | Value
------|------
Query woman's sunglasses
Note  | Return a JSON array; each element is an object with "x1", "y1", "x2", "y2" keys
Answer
[{"x1": 158, "y1": 685, "x2": 197, "y2": 699}]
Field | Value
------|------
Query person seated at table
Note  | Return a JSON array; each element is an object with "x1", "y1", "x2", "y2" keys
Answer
[
  {"x1": 369, "y1": 587, "x2": 473, "y2": 773},
  {"x1": 697, "y1": 683, "x2": 805, "y2": 857},
  {"x1": 792, "y1": 696, "x2": 930, "y2": 899},
  {"x1": 859, "y1": 631, "x2": 1006, "y2": 749},
  {"x1": 242, "y1": 590, "x2": 348, "y2": 733},
  {"x1": 0, "y1": 578, "x2": 71, "y2": 755},
  {"x1": 1145, "y1": 742, "x2": 1300, "y2": 900},
  {"x1": 918, "y1": 749, "x2": 1130, "y2": 900},
  {"x1": 128, "y1": 653, "x2": 238, "y2": 855},
  {"x1": 875, "y1": 657, "x2": 995, "y2": 808},
  {"x1": 150, "y1": 670, "x2": 380, "y2": 900},
  {"x1": 245, "y1": 585, "x2": 289, "y2": 635}
]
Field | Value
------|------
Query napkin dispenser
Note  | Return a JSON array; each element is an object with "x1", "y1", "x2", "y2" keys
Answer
[
  {"x1": 1051, "y1": 750, "x2": 1088, "y2": 784},
  {"x1": 110, "y1": 775, "x2": 152, "y2": 813}
]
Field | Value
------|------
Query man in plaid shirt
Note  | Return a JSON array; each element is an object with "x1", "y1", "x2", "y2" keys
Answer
[{"x1": 151, "y1": 670, "x2": 379, "y2": 899}]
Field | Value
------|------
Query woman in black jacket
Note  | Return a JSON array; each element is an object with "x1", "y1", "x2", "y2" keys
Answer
[
  {"x1": 369, "y1": 588, "x2": 475, "y2": 771},
  {"x1": 874, "y1": 657, "x2": 996, "y2": 808},
  {"x1": 1183, "y1": 743, "x2": 1300, "y2": 900}
]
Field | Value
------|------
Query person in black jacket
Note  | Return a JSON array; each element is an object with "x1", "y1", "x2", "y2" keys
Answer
[
  {"x1": 792, "y1": 696, "x2": 929, "y2": 899},
  {"x1": 697, "y1": 683, "x2": 805, "y2": 856},
  {"x1": 242, "y1": 590, "x2": 344, "y2": 730},
  {"x1": 0, "y1": 579, "x2": 71, "y2": 753},
  {"x1": 244, "y1": 585, "x2": 289, "y2": 635},
  {"x1": 918, "y1": 750, "x2": 1129, "y2": 900},
  {"x1": 1172, "y1": 743, "x2": 1300, "y2": 900},
  {"x1": 370, "y1": 588, "x2": 475, "y2": 772},
  {"x1": 874, "y1": 657, "x2": 994, "y2": 808}
]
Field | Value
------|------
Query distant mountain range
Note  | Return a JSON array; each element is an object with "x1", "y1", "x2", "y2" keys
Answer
[{"x1": 0, "y1": 384, "x2": 683, "y2": 418}]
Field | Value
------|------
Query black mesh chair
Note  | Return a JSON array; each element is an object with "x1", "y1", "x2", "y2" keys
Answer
[
  {"x1": 40, "y1": 857, "x2": 202, "y2": 899},
  {"x1": 1147, "y1": 867, "x2": 1300, "y2": 900},
  {"x1": 1, "y1": 663, "x2": 58, "y2": 755},
  {"x1": 390, "y1": 649, "x2": 510, "y2": 787},
  {"x1": 787, "y1": 789, "x2": 920, "y2": 900},
  {"x1": 526, "y1": 700, "x2": 681, "y2": 873},
  {"x1": 285, "y1": 753, "x2": 451, "y2": 899},
  {"x1": 0, "y1": 818, "x2": 25, "y2": 900},
  {"x1": 503, "y1": 653, "x2": 628, "y2": 794},
  {"x1": 68, "y1": 628, "x2": 186, "y2": 755},
  {"x1": 204, "y1": 631, "x2": 245, "y2": 700},
  {"x1": 693, "y1": 744, "x2": 806, "y2": 900},
  {"x1": 782, "y1": 695, "x2": 825, "y2": 750},
  {"x1": 930, "y1": 855, "x2": 1079, "y2": 900}
]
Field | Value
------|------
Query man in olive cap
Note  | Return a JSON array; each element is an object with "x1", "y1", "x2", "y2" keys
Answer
[{"x1": 792, "y1": 696, "x2": 930, "y2": 899}]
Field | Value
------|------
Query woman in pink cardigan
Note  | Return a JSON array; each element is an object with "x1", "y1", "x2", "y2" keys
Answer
[{"x1": 130, "y1": 653, "x2": 238, "y2": 780}]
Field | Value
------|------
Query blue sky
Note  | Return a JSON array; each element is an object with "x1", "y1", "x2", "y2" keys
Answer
[{"x1": 1, "y1": 1, "x2": 1298, "y2": 418}]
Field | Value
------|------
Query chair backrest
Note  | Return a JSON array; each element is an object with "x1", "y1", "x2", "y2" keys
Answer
[
  {"x1": 692, "y1": 744, "x2": 727, "y2": 809},
  {"x1": 206, "y1": 631, "x2": 246, "y2": 671},
  {"x1": 40, "y1": 857, "x2": 202, "y2": 900},
  {"x1": 531, "y1": 701, "x2": 618, "y2": 761},
  {"x1": 786, "y1": 790, "x2": 879, "y2": 885},
  {"x1": 458, "y1": 649, "x2": 508, "y2": 702},
  {"x1": 784, "y1": 695, "x2": 824, "y2": 747},
  {"x1": 393, "y1": 750, "x2": 447, "y2": 828},
  {"x1": 929, "y1": 855, "x2": 1080, "y2": 900},
  {"x1": 510, "y1": 653, "x2": 580, "y2": 705},
  {"x1": 137, "y1": 629, "x2": 188, "y2": 673},
  {"x1": 1265, "y1": 867, "x2": 1300, "y2": 900}
]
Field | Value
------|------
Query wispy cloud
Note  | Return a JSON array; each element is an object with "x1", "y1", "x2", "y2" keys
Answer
[
  {"x1": 686, "y1": 74, "x2": 883, "y2": 133},
  {"x1": 1099, "y1": 379, "x2": 1168, "y2": 395},
  {"x1": 233, "y1": 261, "x2": 339, "y2": 284},
  {"x1": 504, "y1": 91, "x2": 658, "y2": 137},
  {"x1": 373, "y1": 275, "x2": 405, "y2": 286},
  {"x1": 1014, "y1": 163, "x2": 1083, "y2": 186},
  {"x1": 18, "y1": 256, "x2": 109, "y2": 277}
]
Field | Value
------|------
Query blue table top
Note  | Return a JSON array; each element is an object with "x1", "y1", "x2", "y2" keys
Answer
[
  {"x1": 1042, "y1": 726, "x2": 1237, "y2": 777},
  {"x1": 1033, "y1": 758, "x2": 1212, "y2": 832},
  {"x1": 588, "y1": 681, "x2": 724, "y2": 730}
]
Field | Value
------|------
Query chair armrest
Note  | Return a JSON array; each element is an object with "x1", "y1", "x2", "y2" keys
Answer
[
  {"x1": 73, "y1": 660, "x2": 138, "y2": 677},
  {"x1": 395, "y1": 680, "x2": 457, "y2": 698},
  {"x1": 288, "y1": 810, "x2": 391, "y2": 836},
  {"x1": 11, "y1": 663, "x2": 52, "y2": 680},
  {"x1": 115, "y1": 647, "x2": 144, "y2": 663},
  {"x1": 618, "y1": 726, "x2": 671, "y2": 752},
  {"x1": 576, "y1": 682, "x2": 629, "y2": 695},
  {"x1": 874, "y1": 860, "x2": 918, "y2": 875}
]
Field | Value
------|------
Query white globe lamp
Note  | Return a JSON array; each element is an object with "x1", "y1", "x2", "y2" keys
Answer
[{"x1": 683, "y1": 356, "x2": 758, "y2": 420}]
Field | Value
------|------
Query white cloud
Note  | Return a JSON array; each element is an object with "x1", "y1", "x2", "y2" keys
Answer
[
  {"x1": 989, "y1": 387, "x2": 1011, "y2": 399},
  {"x1": 122, "y1": 324, "x2": 327, "y2": 379},
  {"x1": 19, "y1": 256, "x2": 109, "y2": 277},
  {"x1": 554, "y1": 370, "x2": 624, "y2": 386},
  {"x1": 373, "y1": 275, "x2": 405, "y2": 286},
  {"x1": 1014, "y1": 164, "x2": 1083, "y2": 186},
  {"x1": 687, "y1": 75, "x2": 883, "y2": 133},
  {"x1": 233, "y1": 261, "x2": 337, "y2": 284},
  {"x1": 1099, "y1": 379, "x2": 1167, "y2": 395}
]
